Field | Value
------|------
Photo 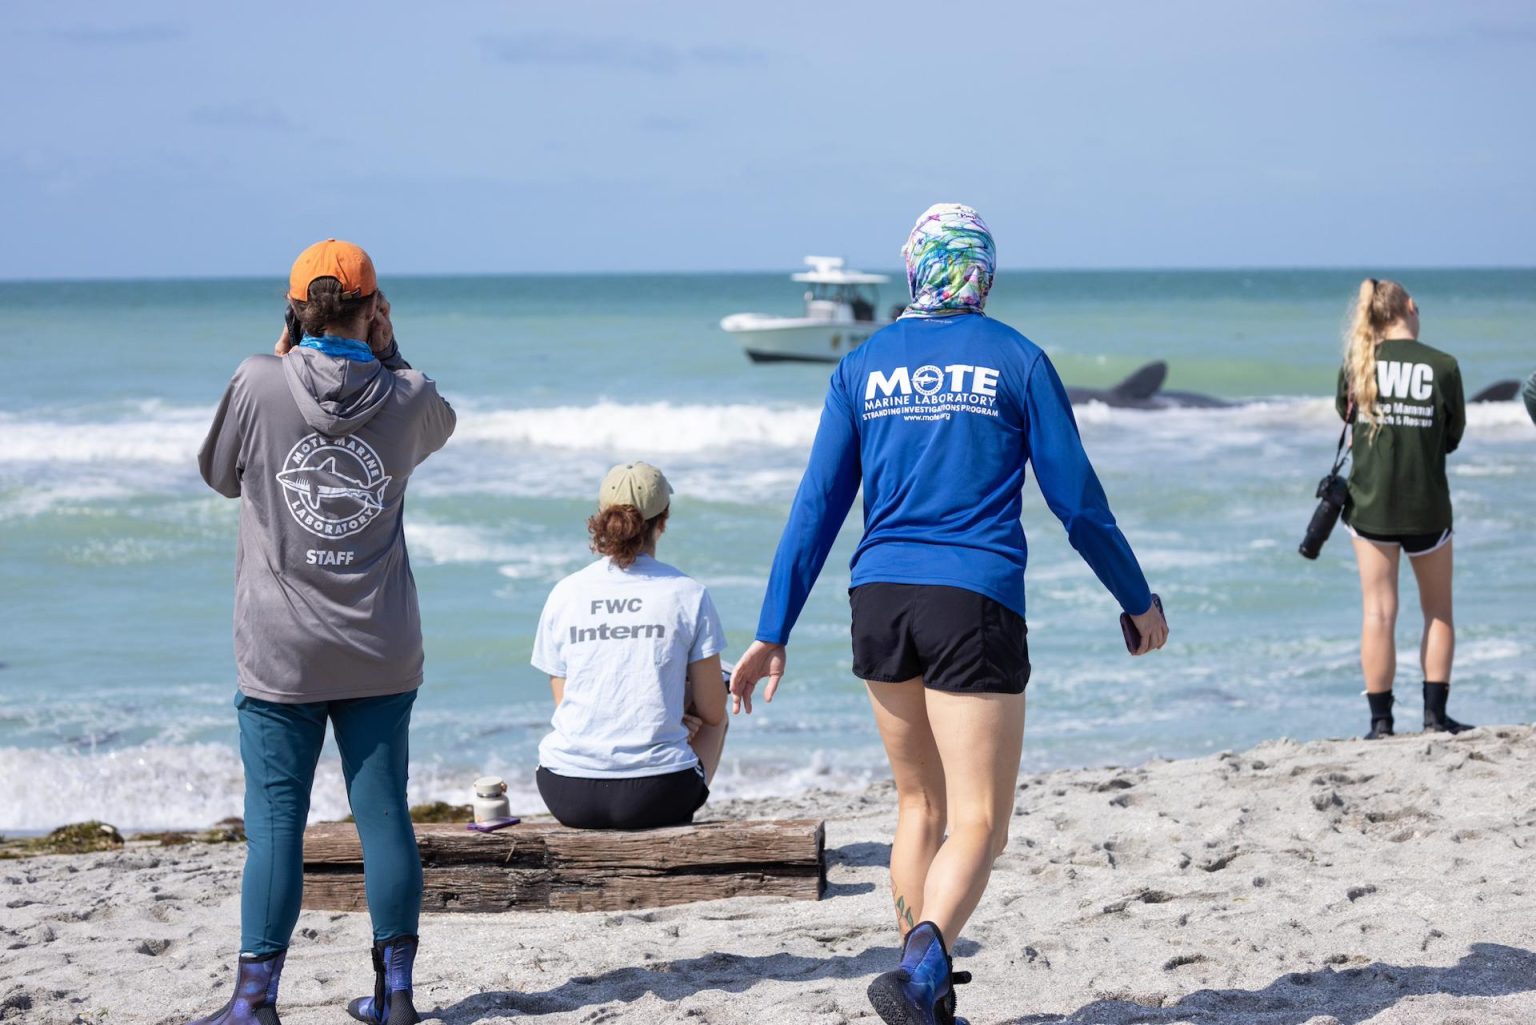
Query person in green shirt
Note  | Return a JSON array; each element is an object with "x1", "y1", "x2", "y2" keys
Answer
[
  {"x1": 1334, "y1": 278, "x2": 1470, "y2": 740},
  {"x1": 1522, "y1": 369, "x2": 1536, "y2": 425}
]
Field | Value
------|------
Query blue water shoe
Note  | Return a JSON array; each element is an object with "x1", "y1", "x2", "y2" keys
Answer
[{"x1": 866, "y1": 921, "x2": 972, "y2": 1025}]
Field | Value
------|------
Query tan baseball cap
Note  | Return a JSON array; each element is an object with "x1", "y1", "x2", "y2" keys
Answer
[{"x1": 598, "y1": 461, "x2": 672, "y2": 520}]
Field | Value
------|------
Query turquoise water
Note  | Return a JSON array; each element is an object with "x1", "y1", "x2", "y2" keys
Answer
[{"x1": 2, "y1": 270, "x2": 1533, "y2": 829}]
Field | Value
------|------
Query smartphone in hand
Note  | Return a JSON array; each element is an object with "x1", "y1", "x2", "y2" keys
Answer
[{"x1": 1120, "y1": 594, "x2": 1164, "y2": 654}]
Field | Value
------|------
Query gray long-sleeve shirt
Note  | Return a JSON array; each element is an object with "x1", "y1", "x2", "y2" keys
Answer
[
  {"x1": 199, "y1": 342, "x2": 455, "y2": 703},
  {"x1": 1523, "y1": 370, "x2": 1536, "y2": 426}
]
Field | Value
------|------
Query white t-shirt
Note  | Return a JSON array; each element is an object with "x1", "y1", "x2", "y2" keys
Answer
[{"x1": 532, "y1": 554, "x2": 725, "y2": 779}]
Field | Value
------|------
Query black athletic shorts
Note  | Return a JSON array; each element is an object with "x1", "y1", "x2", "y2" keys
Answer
[
  {"x1": 1349, "y1": 524, "x2": 1453, "y2": 557},
  {"x1": 536, "y1": 765, "x2": 708, "y2": 830},
  {"x1": 849, "y1": 583, "x2": 1030, "y2": 694}
]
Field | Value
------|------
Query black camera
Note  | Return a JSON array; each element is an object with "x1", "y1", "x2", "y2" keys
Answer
[{"x1": 1298, "y1": 473, "x2": 1349, "y2": 560}]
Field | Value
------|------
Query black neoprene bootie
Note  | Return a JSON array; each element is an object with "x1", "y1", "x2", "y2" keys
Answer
[
  {"x1": 183, "y1": 950, "x2": 285, "y2": 1025},
  {"x1": 1364, "y1": 691, "x2": 1394, "y2": 740},
  {"x1": 1423, "y1": 682, "x2": 1473, "y2": 734},
  {"x1": 346, "y1": 935, "x2": 420, "y2": 1025}
]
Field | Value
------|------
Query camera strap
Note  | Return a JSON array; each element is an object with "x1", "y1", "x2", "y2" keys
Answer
[{"x1": 1329, "y1": 401, "x2": 1355, "y2": 476}]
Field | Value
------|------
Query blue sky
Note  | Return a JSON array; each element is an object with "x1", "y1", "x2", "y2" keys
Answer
[{"x1": 3, "y1": 1, "x2": 1534, "y2": 278}]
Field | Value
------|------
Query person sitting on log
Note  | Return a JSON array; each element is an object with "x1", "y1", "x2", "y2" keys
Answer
[{"x1": 531, "y1": 461, "x2": 729, "y2": 829}]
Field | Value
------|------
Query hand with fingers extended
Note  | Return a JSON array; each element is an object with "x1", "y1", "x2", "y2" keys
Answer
[
  {"x1": 1128, "y1": 598, "x2": 1169, "y2": 656},
  {"x1": 729, "y1": 640, "x2": 786, "y2": 714}
]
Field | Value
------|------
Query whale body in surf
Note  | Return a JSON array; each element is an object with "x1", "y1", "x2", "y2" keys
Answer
[
  {"x1": 1065, "y1": 362, "x2": 1521, "y2": 409},
  {"x1": 1065, "y1": 362, "x2": 1233, "y2": 409}
]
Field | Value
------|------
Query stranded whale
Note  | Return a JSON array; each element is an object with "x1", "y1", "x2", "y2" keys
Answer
[
  {"x1": 1065, "y1": 362, "x2": 1521, "y2": 410},
  {"x1": 1469, "y1": 379, "x2": 1522, "y2": 403},
  {"x1": 1065, "y1": 362, "x2": 1233, "y2": 409}
]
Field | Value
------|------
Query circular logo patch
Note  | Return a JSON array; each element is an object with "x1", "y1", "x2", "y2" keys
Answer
[
  {"x1": 912, "y1": 364, "x2": 945, "y2": 396},
  {"x1": 275, "y1": 434, "x2": 393, "y2": 539}
]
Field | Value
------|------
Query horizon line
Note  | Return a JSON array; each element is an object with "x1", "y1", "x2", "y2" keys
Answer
[{"x1": 1, "y1": 264, "x2": 1534, "y2": 288}]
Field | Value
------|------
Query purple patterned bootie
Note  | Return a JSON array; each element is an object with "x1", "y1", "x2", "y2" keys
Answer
[
  {"x1": 346, "y1": 935, "x2": 420, "y2": 1025},
  {"x1": 184, "y1": 950, "x2": 285, "y2": 1025}
]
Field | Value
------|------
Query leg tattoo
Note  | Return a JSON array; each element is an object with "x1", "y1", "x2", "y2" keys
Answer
[{"x1": 894, "y1": 893, "x2": 917, "y2": 932}]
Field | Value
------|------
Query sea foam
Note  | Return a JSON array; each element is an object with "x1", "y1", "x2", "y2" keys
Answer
[
  {"x1": 0, "y1": 741, "x2": 884, "y2": 832},
  {"x1": 8, "y1": 396, "x2": 1521, "y2": 470},
  {"x1": 452, "y1": 400, "x2": 822, "y2": 453}
]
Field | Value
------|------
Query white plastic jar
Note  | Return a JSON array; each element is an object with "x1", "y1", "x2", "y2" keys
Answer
[{"x1": 471, "y1": 776, "x2": 512, "y2": 823}]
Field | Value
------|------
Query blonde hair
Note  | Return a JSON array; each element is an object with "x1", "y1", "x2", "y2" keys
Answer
[{"x1": 1343, "y1": 277, "x2": 1414, "y2": 433}]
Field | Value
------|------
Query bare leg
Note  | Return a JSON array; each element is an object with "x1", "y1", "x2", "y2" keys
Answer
[
  {"x1": 866, "y1": 678, "x2": 946, "y2": 935},
  {"x1": 917, "y1": 688, "x2": 1026, "y2": 941},
  {"x1": 1352, "y1": 536, "x2": 1402, "y2": 694},
  {"x1": 1408, "y1": 540, "x2": 1454, "y2": 684}
]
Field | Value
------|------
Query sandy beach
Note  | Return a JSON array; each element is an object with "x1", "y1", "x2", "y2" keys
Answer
[{"x1": 4, "y1": 723, "x2": 1535, "y2": 1025}]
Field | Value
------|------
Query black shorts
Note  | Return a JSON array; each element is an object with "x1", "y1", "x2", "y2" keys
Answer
[
  {"x1": 536, "y1": 765, "x2": 708, "y2": 830},
  {"x1": 849, "y1": 583, "x2": 1030, "y2": 695},
  {"x1": 1349, "y1": 524, "x2": 1453, "y2": 557}
]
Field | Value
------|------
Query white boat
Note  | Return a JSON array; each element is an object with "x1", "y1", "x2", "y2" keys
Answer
[{"x1": 720, "y1": 256, "x2": 892, "y2": 364}]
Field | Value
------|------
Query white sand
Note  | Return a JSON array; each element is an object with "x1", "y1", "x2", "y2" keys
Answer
[{"x1": 4, "y1": 725, "x2": 1536, "y2": 1025}]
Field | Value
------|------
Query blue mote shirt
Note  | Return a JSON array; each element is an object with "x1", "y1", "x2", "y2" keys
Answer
[{"x1": 756, "y1": 314, "x2": 1152, "y2": 645}]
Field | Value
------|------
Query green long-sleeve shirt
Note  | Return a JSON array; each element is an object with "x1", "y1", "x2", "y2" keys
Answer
[
  {"x1": 1334, "y1": 338, "x2": 1464, "y2": 534},
  {"x1": 1522, "y1": 369, "x2": 1536, "y2": 426}
]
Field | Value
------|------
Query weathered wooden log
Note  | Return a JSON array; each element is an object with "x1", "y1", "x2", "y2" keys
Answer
[{"x1": 301, "y1": 819, "x2": 825, "y2": 913}]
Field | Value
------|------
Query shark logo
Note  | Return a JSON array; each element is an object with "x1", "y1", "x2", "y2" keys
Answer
[
  {"x1": 277, "y1": 458, "x2": 388, "y2": 514},
  {"x1": 276, "y1": 434, "x2": 392, "y2": 539}
]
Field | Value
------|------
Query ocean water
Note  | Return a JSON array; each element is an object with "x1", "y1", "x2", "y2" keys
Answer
[{"x1": 1, "y1": 269, "x2": 1533, "y2": 831}]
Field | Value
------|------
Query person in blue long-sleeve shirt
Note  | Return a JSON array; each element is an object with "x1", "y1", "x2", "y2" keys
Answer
[{"x1": 730, "y1": 204, "x2": 1168, "y2": 1025}]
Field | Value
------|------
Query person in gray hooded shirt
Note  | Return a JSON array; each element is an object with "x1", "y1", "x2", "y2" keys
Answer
[{"x1": 188, "y1": 239, "x2": 453, "y2": 1025}]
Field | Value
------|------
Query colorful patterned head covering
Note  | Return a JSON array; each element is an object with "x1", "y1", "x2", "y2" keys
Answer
[{"x1": 901, "y1": 203, "x2": 995, "y2": 317}]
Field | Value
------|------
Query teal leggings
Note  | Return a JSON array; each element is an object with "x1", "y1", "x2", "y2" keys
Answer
[{"x1": 236, "y1": 690, "x2": 422, "y2": 956}]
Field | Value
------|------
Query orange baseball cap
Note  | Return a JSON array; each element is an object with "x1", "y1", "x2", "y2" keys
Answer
[{"x1": 287, "y1": 238, "x2": 378, "y2": 301}]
